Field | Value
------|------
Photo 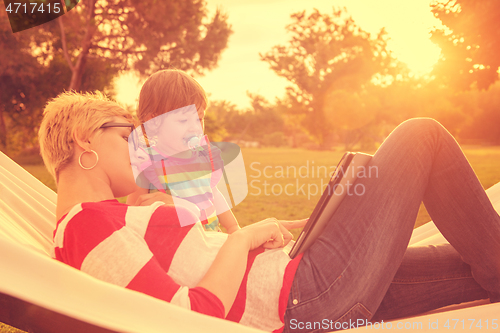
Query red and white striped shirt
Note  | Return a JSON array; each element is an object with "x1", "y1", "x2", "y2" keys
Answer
[{"x1": 53, "y1": 200, "x2": 302, "y2": 332}]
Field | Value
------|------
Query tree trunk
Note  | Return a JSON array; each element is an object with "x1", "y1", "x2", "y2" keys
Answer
[
  {"x1": 312, "y1": 97, "x2": 331, "y2": 150},
  {"x1": 68, "y1": 56, "x2": 88, "y2": 91},
  {"x1": 65, "y1": 0, "x2": 97, "y2": 91},
  {"x1": 0, "y1": 105, "x2": 7, "y2": 151}
]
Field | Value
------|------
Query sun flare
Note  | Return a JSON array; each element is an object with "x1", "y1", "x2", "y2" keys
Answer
[{"x1": 116, "y1": 0, "x2": 444, "y2": 108}]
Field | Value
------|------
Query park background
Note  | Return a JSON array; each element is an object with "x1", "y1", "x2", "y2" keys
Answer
[{"x1": 1, "y1": 0, "x2": 500, "y2": 331}]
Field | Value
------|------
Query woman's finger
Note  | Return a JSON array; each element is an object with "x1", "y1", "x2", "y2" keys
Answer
[
  {"x1": 262, "y1": 222, "x2": 294, "y2": 248},
  {"x1": 279, "y1": 218, "x2": 309, "y2": 230},
  {"x1": 275, "y1": 222, "x2": 293, "y2": 247},
  {"x1": 262, "y1": 222, "x2": 284, "y2": 249}
]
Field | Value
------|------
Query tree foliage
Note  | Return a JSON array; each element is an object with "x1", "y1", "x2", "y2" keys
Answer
[
  {"x1": 0, "y1": 16, "x2": 62, "y2": 150},
  {"x1": 33, "y1": 0, "x2": 233, "y2": 91},
  {"x1": 206, "y1": 95, "x2": 286, "y2": 146},
  {"x1": 431, "y1": 0, "x2": 500, "y2": 90},
  {"x1": 1, "y1": 0, "x2": 232, "y2": 152},
  {"x1": 1, "y1": 13, "x2": 117, "y2": 152},
  {"x1": 260, "y1": 8, "x2": 399, "y2": 147}
]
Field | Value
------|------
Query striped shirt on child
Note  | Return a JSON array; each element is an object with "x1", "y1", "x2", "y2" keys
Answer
[{"x1": 138, "y1": 140, "x2": 224, "y2": 231}]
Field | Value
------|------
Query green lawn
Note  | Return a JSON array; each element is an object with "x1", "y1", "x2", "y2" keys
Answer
[
  {"x1": 2, "y1": 145, "x2": 500, "y2": 333},
  {"x1": 19, "y1": 146, "x2": 500, "y2": 233},
  {"x1": 0, "y1": 323, "x2": 24, "y2": 333},
  {"x1": 22, "y1": 164, "x2": 57, "y2": 192},
  {"x1": 231, "y1": 146, "x2": 500, "y2": 236}
]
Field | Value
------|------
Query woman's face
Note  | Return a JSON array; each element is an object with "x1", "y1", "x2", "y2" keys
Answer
[{"x1": 91, "y1": 116, "x2": 138, "y2": 197}]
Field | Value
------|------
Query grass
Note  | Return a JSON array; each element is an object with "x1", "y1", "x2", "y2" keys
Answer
[
  {"x1": 0, "y1": 323, "x2": 24, "y2": 333},
  {"x1": 2, "y1": 145, "x2": 499, "y2": 332},
  {"x1": 231, "y1": 147, "x2": 350, "y2": 238},
  {"x1": 230, "y1": 146, "x2": 500, "y2": 236},
  {"x1": 17, "y1": 146, "x2": 500, "y2": 234},
  {"x1": 22, "y1": 164, "x2": 57, "y2": 192}
]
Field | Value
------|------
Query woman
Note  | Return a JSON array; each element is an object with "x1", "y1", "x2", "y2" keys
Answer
[{"x1": 39, "y1": 91, "x2": 500, "y2": 333}]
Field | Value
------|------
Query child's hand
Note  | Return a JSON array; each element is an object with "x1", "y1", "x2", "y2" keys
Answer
[{"x1": 134, "y1": 192, "x2": 175, "y2": 206}]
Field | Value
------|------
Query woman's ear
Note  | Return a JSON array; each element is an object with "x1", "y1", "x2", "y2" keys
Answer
[{"x1": 72, "y1": 129, "x2": 91, "y2": 152}]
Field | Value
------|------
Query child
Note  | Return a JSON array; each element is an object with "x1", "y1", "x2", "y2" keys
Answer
[{"x1": 127, "y1": 69, "x2": 240, "y2": 233}]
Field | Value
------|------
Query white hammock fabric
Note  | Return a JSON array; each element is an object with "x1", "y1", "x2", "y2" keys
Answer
[{"x1": 0, "y1": 151, "x2": 499, "y2": 332}]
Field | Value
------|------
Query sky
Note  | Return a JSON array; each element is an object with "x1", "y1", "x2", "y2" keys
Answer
[{"x1": 115, "y1": 0, "x2": 443, "y2": 110}]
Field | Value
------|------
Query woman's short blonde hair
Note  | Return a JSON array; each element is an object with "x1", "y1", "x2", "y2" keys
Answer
[
  {"x1": 137, "y1": 69, "x2": 207, "y2": 122},
  {"x1": 38, "y1": 91, "x2": 133, "y2": 181}
]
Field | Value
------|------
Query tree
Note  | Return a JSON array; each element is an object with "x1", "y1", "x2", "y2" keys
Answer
[
  {"x1": 453, "y1": 81, "x2": 500, "y2": 144},
  {"x1": 0, "y1": 15, "x2": 57, "y2": 151},
  {"x1": 260, "y1": 8, "x2": 398, "y2": 147},
  {"x1": 30, "y1": 0, "x2": 232, "y2": 91},
  {"x1": 206, "y1": 96, "x2": 289, "y2": 146},
  {"x1": 1, "y1": 0, "x2": 232, "y2": 151},
  {"x1": 431, "y1": 0, "x2": 500, "y2": 90},
  {"x1": 205, "y1": 99, "x2": 243, "y2": 141},
  {"x1": 0, "y1": 14, "x2": 118, "y2": 152},
  {"x1": 245, "y1": 93, "x2": 285, "y2": 143}
]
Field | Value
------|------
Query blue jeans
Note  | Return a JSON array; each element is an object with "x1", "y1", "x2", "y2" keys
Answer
[{"x1": 283, "y1": 118, "x2": 500, "y2": 333}]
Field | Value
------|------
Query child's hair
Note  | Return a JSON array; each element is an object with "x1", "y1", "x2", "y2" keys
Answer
[
  {"x1": 38, "y1": 91, "x2": 132, "y2": 181},
  {"x1": 137, "y1": 69, "x2": 208, "y2": 122}
]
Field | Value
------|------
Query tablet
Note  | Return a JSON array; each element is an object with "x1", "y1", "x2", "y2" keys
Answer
[{"x1": 289, "y1": 152, "x2": 373, "y2": 259}]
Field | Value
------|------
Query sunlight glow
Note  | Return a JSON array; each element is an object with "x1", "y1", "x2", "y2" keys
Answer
[
  {"x1": 115, "y1": 0, "x2": 444, "y2": 108},
  {"x1": 388, "y1": 32, "x2": 442, "y2": 75},
  {"x1": 115, "y1": 72, "x2": 142, "y2": 107}
]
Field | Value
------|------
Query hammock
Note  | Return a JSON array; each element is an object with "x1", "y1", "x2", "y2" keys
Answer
[{"x1": 0, "y1": 151, "x2": 499, "y2": 332}]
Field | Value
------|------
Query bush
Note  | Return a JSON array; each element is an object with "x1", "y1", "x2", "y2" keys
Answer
[
  {"x1": 260, "y1": 132, "x2": 288, "y2": 147},
  {"x1": 10, "y1": 146, "x2": 43, "y2": 165}
]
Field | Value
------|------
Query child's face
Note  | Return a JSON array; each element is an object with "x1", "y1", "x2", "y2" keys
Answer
[{"x1": 155, "y1": 106, "x2": 205, "y2": 157}]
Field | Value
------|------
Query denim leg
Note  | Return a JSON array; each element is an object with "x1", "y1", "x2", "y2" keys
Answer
[
  {"x1": 371, "y1": 244, "x2": 489, "y2": 321},
  {"x1": 283, "y1": 118, "x2": 500, "y2": 333}
]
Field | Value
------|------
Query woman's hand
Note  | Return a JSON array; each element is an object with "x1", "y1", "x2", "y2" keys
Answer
[
  {"x1": 237, "y1": 218, "x2": 308, "y2": 251},
  {"x1": 198, "y1": 217, "x2": 307, "y2": 315}
]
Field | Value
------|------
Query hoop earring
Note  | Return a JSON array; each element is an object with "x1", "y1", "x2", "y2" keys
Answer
[{"x1": 79, "y1": 150, "x2": 99, "y2": 170}]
